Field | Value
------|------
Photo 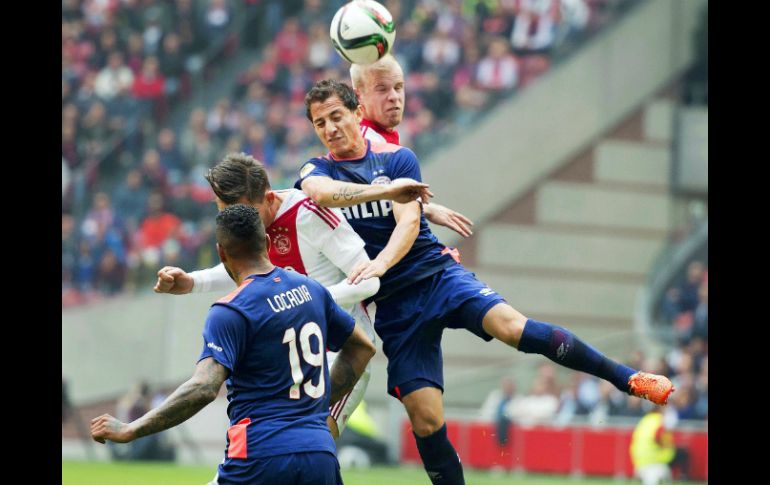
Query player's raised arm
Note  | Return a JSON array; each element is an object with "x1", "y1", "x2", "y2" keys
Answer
[
  {"x1": 301, "y1": 175, "x2": 432, "y2": 208},
  {"x1": 154, "y1": 264, "x2": 235, "y2": 295}
]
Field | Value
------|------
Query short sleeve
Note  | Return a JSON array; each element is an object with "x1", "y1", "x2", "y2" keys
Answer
[
  {"x1": 295, "y1": 158, "x2": 332, "y2": 189},
  {"x1": 197, "y1": 304, "x2": 248, "y2": 372},
  {"x1": 389, "y1": 148, "x2": 422, "y2": 182},
  {"x1": 322, "y1": 287, "x2": 355, "y2": 351}
]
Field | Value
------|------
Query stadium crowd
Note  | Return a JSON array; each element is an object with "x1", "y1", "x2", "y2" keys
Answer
[
  {"x1": 481, "y1": 334, "x2": 708, "y2": 430},
  {"x1": 62, "y1": 0, "x2": 638, "y2": 307}
]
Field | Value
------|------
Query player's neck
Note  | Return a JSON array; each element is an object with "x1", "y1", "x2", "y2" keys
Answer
[
  {"x1": 363, "y1": 117, "x2": 394, "y2": 133},
  {"x1": 232, "y1": 258, "x2": 275, "y2": 284}
]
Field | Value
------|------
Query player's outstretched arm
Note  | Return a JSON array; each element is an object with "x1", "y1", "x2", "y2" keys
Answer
[
  {"x1": 302, "y1": 176, "x2": 433, "y2": 208},
  {"x1": 348, "y1": 200, "x2": 421, "y2": 284},
  {"x1": 423, "y1": 202, "x2": 474, "y2": 238},
  {"x1": 329, "y1": 325, "x2": 376, "y2": 407},
  {"x1": 154, "y1": 264, "x2": 234, "y2": 294},
  {"x1": 91, "y1": 358, "x2": 227, "y2": 444}
]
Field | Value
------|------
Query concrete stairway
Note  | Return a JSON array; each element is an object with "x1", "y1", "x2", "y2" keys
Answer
[{"x1": 433, "y1": 95, "x2": 677, "y2": 408}]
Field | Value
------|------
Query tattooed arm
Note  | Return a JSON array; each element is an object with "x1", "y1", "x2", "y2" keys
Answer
[
  {"x1": 90, "y1": 358, "x2": 228, "y2": 443},
  {"x1": 301, "y1": 176, "x2": 433, "y2": 208},
  {"x1": 329, "y1": 325, "x2": 376, "y2": 407}
]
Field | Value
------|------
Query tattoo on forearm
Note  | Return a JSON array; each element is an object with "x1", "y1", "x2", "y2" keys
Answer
[
  {"x1": 332, "y1": 186, "x2": 365, "y2": 202},
  {"x1": 132, "y1": 360, "x2": 225, "y2": 439},
  {"x1": 329, "y1": 358, "x2": 357, "y2": 405}
]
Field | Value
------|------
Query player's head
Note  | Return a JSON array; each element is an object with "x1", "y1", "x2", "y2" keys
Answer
[
  {"x1": 350, "y1": 54, "x2": 405, "y2": 129},
  {"x1": 206, "y1": 153, "x2": 271, "y2": 210},
  {"x1": 215, "y1": 204, "x2": 268, "y2": 278},
  {"x1": 305, "y1": 79, "x2": 365, "y2": 158}
]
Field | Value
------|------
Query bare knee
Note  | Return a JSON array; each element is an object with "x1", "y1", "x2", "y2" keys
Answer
[
  {"x1": 402, "y1": 388, "x2": 445, "y2": 437},
  {"x1": 410, "y1": 408, "x2": 444, "y2": 437},
  {"x1": 482, "y1": 304, "x2": 528, "y2": 347}
]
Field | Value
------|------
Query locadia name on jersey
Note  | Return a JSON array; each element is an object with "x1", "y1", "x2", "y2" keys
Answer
[
  {"x1": 339, "y1": 200, "x2": 392, "y2": 220},
  {"x1": 267, "y1": 285, "x2": 313, "y2": 313}
]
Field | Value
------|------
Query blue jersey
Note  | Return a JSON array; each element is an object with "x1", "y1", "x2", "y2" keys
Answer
[
  {"x1": 296, "y1": 140, "x2": 456, "y2": 300},
  {"x1": 198, "y1": 267, "x2": 355, "y2": 466}
]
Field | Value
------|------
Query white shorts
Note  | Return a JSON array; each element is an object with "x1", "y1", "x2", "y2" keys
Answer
[
  {"x1": 636, "y1": 463, "x2": 671, "y2": 485},
  {"x1": 327, "y1": 302, "x2": 376, "y2": 435}
]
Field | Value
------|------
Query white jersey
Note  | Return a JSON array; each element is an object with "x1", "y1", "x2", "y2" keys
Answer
[
  {"x1": 266, "y1": 189, "x2": 363, "y2": 291},
  {"x1": 360, "y1": 123, "x2": 388, "y2": 143}
]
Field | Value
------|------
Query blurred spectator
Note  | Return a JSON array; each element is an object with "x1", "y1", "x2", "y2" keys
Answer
[
  {"x1": 630, "y1": 407, "x2": 690, "y2": 484},
  {"x1": 156, "y1": 128, "x2": 185, "y2": 183},
  {"x1": 510, "y1": 376, "x2": 559, "y2": 426},
  {"x1": 95, "y1": 52, "x2": 134, "y2": 101},
  {"x1": 510, "y1": 0, "x2": 561, "y2": 54},
  {"x1": 136, "y1": 192, "x2": 182, "y2": 251},
  {"x1": 476, "y1": 36, "x2": 519, "y2": 92},
  {"x1": 202, "y1": 0, "x2": 232, "y2": 45},
  {"x1": 113, "y1": 169, "x2": 150, "y2": 231},
  {"x1": 479, "y1": 377, "x2": 518, "y2": 446},
  {"x1": 274, "y1": 17, "x2": 308, "y2": 66},
  {"x1": 159, "y1": 32, "x2": 186, "y2": 99}
]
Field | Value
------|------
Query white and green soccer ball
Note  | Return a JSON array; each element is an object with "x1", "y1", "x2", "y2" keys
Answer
[{"x1": 330, "y1": 0, "x2": 396, "y2": 65}]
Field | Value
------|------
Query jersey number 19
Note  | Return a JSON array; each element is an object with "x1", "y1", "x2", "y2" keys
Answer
[{"x1": 282, "y1": 322, "x2": 325, "y2": 400}]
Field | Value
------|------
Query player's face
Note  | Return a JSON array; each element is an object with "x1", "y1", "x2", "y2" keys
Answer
[
  {"x1": 360, "y1": 68, "x2": 404, "y2": 129},
  {"x1": 310, "y1": 95, "x2": 365, "y2": 159}
]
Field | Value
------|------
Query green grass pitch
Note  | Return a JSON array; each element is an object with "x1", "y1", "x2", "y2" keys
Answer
[{"x1": 61, "y1": 461, "x2": 705, "y2": 485}]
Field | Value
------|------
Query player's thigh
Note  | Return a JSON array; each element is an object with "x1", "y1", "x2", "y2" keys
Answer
[
  {"x1": 293, "y1": 451, "x2": 343, "y2": 485},
  {"x1": 401, "y1": 386, "x2": 445, "y2": 437},
  {"x1": 480, "y1": 302, "x2": 529, "y2": 348}
]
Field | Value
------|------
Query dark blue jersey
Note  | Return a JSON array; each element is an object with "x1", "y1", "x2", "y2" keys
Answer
[
  {"x1": 296, "y1": 141, "x2": 456, "y2": 300},
  {"x1": 198, "y1": 267, "x2": 354, "y2": 462}
]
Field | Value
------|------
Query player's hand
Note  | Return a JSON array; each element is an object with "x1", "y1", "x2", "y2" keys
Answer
[
  {"x1": 90, "y1": 414, "x2": 134, "y2": 444},
  {"x1": 154, "y1": 266, "x2": 194, "y2": 294},
  {"x1": 388, "y1": 178, "x2": 434, "y2": 205},
  {"x1": 423, "y1": 203, "x2": 474, "y2": 237},
  {"x1": 347, "y1": 259, "x2": 389, "y2": 285}
]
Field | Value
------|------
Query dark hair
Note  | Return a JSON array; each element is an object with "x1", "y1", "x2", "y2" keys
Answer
[
  {"x1": 205, "y1": 153, "x2": 270, "y2": 204},
  {"x1": 304, "y1": 79, "x2": 359, "y2": 121},
  {"x1": 215, "y1": 204, "x2": 266, "y2": 260}
]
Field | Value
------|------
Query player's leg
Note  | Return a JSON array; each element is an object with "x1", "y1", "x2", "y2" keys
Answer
[
  {"x1": 328, "y1": 360, "x2": 372, "y2": 438},
  {"x1": 375, "y1": 277, "x2": 465, "y2": 485},
  {"x1": 327, "y1": 303, "x2": 376, "y2": 439},
  {"x1": 400, "y1": 384, "x2": 465, "y2": 485},
  {"x1": 480, "y1": 302, "x2": 674, "y2": 404}
]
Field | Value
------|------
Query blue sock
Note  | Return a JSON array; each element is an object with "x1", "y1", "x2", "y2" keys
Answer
[
  {"x1": 517, "y1": 319, "x2": 636, "y2": 393},
  {"x1": 413, "y1": 423, "x2": 465, "y2": 485}
]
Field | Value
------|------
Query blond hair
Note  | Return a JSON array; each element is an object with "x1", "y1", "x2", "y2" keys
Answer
[{"x1": 349, "y1": 54, "x2": 404, "y2": 91}]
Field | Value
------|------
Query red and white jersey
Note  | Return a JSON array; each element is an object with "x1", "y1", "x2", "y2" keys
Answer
[
  {"x1": 360, "y1": 118, "x2": 400, "y2": 145},
  {"x1": 266, "y1": 189, "x2": 367, "y2": 288}
]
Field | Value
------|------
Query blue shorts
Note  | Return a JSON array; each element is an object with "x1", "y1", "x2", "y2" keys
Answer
[
  {"x1": 373, "y1": 263, "x2": 506, "y2": 399},
  {"x1": 214, "y1": 451, "x2": 342, "y2": 485}
]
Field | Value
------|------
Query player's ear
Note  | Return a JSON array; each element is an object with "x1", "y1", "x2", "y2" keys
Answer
[
  {"x1": 355, "y1": 104, "x2": 363, "y2": 123},
  {"x1": 216, "y1": 243, "x2": 227, "y2": 264},
  {"x1": 265, "y1": 234, "x2": 271, "y2": 252}
]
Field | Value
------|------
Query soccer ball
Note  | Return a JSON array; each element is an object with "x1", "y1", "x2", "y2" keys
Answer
[{"x1": 329, "y1": 0, "x2": 396, "y2": 65}]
